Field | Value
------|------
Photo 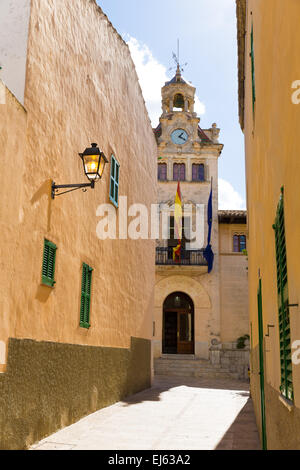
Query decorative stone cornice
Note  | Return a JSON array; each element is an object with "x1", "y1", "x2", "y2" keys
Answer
[
  {"x1": 236, "y1": 0, "x2": 247, "y2": 131},
  {"x1": 218, "y1": 210, "x2": 247, "y2": 224}
]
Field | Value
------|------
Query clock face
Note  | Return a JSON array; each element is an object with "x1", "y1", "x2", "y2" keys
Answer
[{"x1": 171, "y1": 129, "x2": 188, "y2": 145}]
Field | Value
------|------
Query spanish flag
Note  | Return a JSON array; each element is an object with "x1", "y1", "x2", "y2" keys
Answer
[{"x1": 173, "y1": 181, "x2": 182, "y2": 262}]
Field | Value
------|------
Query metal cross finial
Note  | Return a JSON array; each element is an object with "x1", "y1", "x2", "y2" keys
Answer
[{"x1": 168, "y1": 39, "x2": 188, "y2": 74}]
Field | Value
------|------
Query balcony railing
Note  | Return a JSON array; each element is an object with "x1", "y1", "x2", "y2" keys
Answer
[{"x1": 156, "y1": 247, "x2": 208, "y2": 266}]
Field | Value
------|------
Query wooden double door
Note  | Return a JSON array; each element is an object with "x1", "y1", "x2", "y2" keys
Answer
[{"x1": 163, "y1": 308, "x2": 194, "y2": 355}]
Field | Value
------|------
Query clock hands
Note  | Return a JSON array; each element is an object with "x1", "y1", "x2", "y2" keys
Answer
[{"x1": 178, "y1": 132, "x2": 187, "y2": 142}]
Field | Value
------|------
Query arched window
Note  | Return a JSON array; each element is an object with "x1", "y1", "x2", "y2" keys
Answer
[
  {"x1": 192, "y1": 164, "x2": 205, "y2": 182},
  {"x1": 173, "y1": 163, "x2": 185, "y2": 181},
  {"x1": 233, "y1": 234, "x2": 247, "y2": 252},
  {"x1": 158, "y1": 163, "x2": 167, "y2": 181}
]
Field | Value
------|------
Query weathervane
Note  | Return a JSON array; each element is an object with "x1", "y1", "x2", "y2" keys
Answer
[{"x1": 168, "y1": 39, "x2": 188, "y2": 74}]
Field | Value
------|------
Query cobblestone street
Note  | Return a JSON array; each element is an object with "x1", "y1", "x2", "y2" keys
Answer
[{"x1": 31, "y1": 376, "x2": 261, "y2": 451}]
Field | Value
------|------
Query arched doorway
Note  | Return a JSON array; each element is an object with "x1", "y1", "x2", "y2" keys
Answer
[{"x1": 162, "y1": 292, "x2": 194, "y2": 355}]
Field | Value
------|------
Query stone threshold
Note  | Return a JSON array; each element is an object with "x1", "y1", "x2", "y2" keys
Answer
[{"x1": 160, "y1": 354, "x2": 197, "y2": 360}]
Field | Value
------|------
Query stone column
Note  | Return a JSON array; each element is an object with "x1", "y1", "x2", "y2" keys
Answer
[
  {"x1": 167, "y1": 157, "x2": 173, "y2": 181},
  {"x1": 187, "y1": 157, "x2": 192, "y2": 182}
]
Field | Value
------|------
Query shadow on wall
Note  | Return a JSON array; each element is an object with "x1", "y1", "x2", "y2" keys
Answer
[
  {"x1": 31, "y1": 180, "x2": 54, "y2": 304},
  {"x1": 35, "y1": 285, "x2": 53, "y2": 304},
  {"x1": 30, "y1": 179, "x2": 52, "y2": 232}
]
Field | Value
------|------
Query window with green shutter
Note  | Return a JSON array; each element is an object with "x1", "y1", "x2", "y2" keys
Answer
[
  {"x1": 273, "y1": 188, "x2": 294, "y2": 402},
  {"x1": 80, "y1": 263, "x2": 93, "y2": 329},
  {"x1": 42, "y1": 239, "x2": 57, "y2": 287},
  {"x1": 109, "y1": 155, "x2": 120, "y2": 208},
  {"x1": 250, "y1": 22, "x2": 256, "y2": 116}
]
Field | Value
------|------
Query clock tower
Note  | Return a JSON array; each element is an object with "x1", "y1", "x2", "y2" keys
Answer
[
  {"x1": 152, "y1": 59, "x2": 249, "y2": 381},
  {"x1": 155, "y1": 64, "x2": 223, "y2": 180}
]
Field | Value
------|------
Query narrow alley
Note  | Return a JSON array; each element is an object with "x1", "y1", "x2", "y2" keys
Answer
[
  {"x1": 31, "y1": 376, "x2": 261, "y2": 451},
  {"x1": 1, "y1": 0, "x2": 299, "y2": 452}
]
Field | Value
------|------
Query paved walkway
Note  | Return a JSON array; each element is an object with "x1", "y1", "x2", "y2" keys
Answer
[{"x1": 30, "y1": 375, "x2": 261, "y2": 450}]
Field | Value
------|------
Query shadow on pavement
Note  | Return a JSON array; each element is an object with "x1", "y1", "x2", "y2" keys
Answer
[
  {"x1": 215, "y1": 398, "x2": 262, "y2": 450},
  {"x1": 120, "y1": 374, "x2": 250, "y2": 406}
]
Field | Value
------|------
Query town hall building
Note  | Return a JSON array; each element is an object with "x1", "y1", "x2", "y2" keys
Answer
[{"x1": 153, "y1": 65, "x2": 250, "y2": 379}]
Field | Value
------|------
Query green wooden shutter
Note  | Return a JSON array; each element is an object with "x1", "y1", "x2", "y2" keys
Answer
[
  {"x1": 251, "y1": 22, "x2": 256, "y2": 115},
  {"x1": 80, "y1": 263, "x2": 93, "y2": 329},
  {"x1": 109, "y1": 155, "x2": 120, "y2": 207},
  {"x1": 273, "y1": 188, "x2": 293, "y2": 401},
  {"x1": 42, "y1": 239, "x2": 57, "y2": 287}
]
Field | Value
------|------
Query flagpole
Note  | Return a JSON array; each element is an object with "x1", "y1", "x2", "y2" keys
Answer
[
  {"x1": 178, "y1": 178, "x2": 181, "y2": 264},
  {"x1": 173, "y1": 179, "x2": 182, "y2": 264},
  {"x1": 203, "y1": 177, "x2": 214, "y2": 273}
]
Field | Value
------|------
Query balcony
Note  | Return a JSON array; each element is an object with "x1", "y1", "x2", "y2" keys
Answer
[{"x1": 155, "y1": 247, "x2": 208, "y2": 275}]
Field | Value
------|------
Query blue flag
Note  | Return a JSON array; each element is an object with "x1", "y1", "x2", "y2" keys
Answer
[{"x1": 203, "y1": 180, "x2": 214, "y2": 273}]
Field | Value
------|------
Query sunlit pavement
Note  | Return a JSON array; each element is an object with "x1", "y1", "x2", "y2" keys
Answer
[{"x1": 30, "y1": 375, "x2": 261, "y2": 450}]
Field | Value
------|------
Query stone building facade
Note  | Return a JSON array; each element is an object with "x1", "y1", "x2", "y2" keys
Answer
[
  {"x1": 0, "y1": 0, "x2": 156, "y2": 449},
  {"x1": 153, "y1": 67, "x2": 250, "y2": 380}
]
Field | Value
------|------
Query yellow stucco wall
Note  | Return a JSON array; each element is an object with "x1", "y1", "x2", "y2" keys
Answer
[
  {"x1": 242, "y1": 0, "x2": 300, "y2": 448},
  {"x1": 0, "y1": 0, "x2": 157, "y2": 368}
]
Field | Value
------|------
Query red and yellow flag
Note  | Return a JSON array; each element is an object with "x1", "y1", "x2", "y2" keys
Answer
[{"x1": 173, "y1": 181, "x2": 182, "y2": 262}]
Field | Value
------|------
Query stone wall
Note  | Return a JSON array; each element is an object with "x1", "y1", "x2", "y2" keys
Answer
[
  {"x1": 0, "y1": 337, "x2": 151, "y2": 450},
  {"x1": 219, "y1": 342, "x2": 250, "y2": 380},
  {"x1": 219, "y1": 223, "x2": 249, "y2": 344}
]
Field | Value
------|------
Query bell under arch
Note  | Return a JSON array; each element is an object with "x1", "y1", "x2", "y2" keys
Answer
[{"x1": 173, "y1": 93, "x2": 185, "y2": 110}]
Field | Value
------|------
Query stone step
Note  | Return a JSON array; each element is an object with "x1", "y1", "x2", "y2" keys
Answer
[
  {"x1": 154, "y1": 360, "x2": 222, "y2": 369},
  {"x1": 157, "y1": 361, "x2": 213, "y2": 367},
  {"x1": 154, "y1": 367, "x2": 238, "y2": 375},
  {"x1": 157, "y1": 362, "x2": 213, "y2": 368},
  {"x1": 155, "y1": 369, "x2": 237, "y2": 379},
  {"x1": 159, "y1": 355, "x2": 208, "y2": 363},
  {"x1": 160, "y1": 354, "x2": 197, "y2": 360},
  {"x1": 154, "y1": 358, "x2": 240, "y2": 380},
  {"x1": 154, "y1": 367, "x2": 223, "y2": 373},
  {"x1": 155, "y1": 360, "x2": 221, "y2": 366}
]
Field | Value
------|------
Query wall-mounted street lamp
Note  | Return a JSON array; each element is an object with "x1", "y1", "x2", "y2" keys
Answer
[{"x1": 51, "y1": 143, "x2": 108, "y2": 199}]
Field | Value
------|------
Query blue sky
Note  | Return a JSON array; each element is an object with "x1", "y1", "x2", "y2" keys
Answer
[{"x1": 97, "y1": 0, "x2": 246, "y2": 209}]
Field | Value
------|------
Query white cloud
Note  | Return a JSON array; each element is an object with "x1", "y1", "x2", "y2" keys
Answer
[
  {"x1": 218, "y1": 178, "x2": 246, "y2": 210},
  {"x1": 127, "y1": 36, "x2": 205, "y2": 127},
  {"x1": 126, "y1": 36, "x2": 244, "y2": 211}
]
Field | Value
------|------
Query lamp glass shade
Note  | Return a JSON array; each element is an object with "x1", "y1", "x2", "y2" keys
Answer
[
  {"x1": 98, "y1": 157, "x2": 106, "y2": 178},
  {"x1": 80, "y1": 143, "x2": 108, "y2": 183},
  {"x1": 83, "y1": 154, "x2": 101, "y2": 180}
]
